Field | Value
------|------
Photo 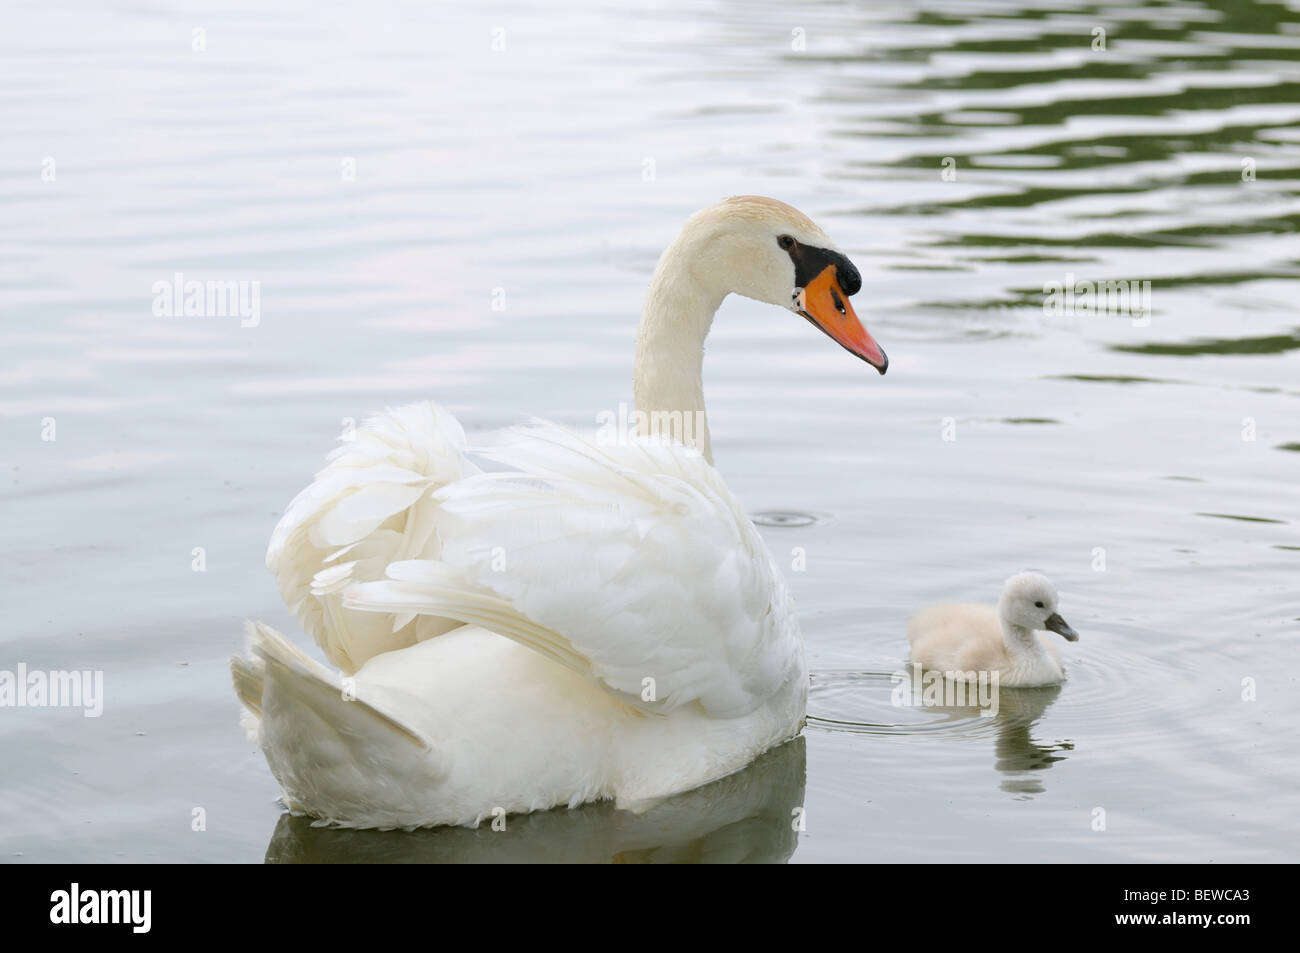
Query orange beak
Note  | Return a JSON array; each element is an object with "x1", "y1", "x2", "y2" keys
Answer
[{"x1": 795, "y1": 264, "x2": 888, "y2": 374}]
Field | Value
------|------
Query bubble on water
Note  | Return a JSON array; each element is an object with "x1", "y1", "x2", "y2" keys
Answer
[{"x1": 751, "y1": 510, "x2": 825, "y2": 528}]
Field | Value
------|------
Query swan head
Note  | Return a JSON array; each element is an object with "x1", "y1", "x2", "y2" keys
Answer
[
  {"x1": 678, "y1": 196, "x2": 887, "y2": 374},
  {"x1": 999, "y1": 571, "x2": 1079, "y2": 641}
]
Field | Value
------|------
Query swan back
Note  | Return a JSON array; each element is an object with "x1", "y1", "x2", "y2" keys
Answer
[{"x1": 347, "y1": 419, "x2": 805, "y2": 719}]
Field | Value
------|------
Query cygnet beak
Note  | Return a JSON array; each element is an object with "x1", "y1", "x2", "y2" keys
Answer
[{"x1": 1044, "y1": 612, "x2": 1079, "y2": 642}]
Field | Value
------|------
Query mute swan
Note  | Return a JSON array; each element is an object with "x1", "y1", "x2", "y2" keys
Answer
[
  {"x1": 907, "y1": 572, "x2": 1079, "y2": 688},
  {"x1": 231, "y1": 196, "x2": 887, "y2": 829}
]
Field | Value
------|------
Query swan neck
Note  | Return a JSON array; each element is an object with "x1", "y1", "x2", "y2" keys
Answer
[
  {"x1": 1001, "y1": 620, "x2": 1046, "y2": 659},
  {"x1": 632, "y1": 237, "x2": 724, "y2": 464}
]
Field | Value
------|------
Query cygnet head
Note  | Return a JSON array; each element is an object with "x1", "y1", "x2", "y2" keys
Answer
[
  {"x1": 669, "y1": 196, "x2": 887, "y2": 373},
  {"x1": 998, "y1": 571, "x2": 1079, "y2": 641}
]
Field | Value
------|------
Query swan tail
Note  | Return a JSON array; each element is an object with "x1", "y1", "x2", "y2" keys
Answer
[
  {"x1": 239, "y1": 620, "x2": 429, "y2": 750},
  {"x1": 232, "y1": 622, "x2": 451, "y2": 827},
  {"x1": 230, "y1": 648, "x2": 265, "y2": 744},
  {"x1": 230, "y1": 652, "x2": 263, "y2": 716}
]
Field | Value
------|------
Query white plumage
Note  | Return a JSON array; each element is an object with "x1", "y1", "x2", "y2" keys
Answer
[
  {"x1": 907, "y1": 571, "x2": 1080, "y2": 688},
  {"x1": 232, "y1": 197, "x2": 887, "y2": 828},
  {"x1": 265, "y1": 402, "x2": 473, "y2": 673}
]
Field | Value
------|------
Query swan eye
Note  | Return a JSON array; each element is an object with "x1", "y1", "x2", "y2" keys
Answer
[
  {"x1": 1034, "y1": 601, "x2": 1044, "y2": 608},
  {"x1": 778, "y1": 235, "x2": 795, "y2": 250}
]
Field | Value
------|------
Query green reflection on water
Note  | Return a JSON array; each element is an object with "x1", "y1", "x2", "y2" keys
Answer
[{"x1": 1113, "y1": 330, "x2": 1300, "y2": 356}]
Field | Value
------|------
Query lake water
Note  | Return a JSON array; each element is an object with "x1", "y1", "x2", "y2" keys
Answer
[{"x1": 2, "y1": 0, "x2": 1298, "y2": 863}]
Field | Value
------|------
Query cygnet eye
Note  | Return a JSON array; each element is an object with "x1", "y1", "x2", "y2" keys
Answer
[{"x1": 1034, "y1": 601, "x2": 1045, "y2": 608}]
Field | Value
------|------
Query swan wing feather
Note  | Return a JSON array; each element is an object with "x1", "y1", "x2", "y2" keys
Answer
[
  {"x1": 266, "y1": 402, "x2": 475, "y2": 673},
  {"x1": 348, "y1": 420, "x2": 801, "y2": 719}
]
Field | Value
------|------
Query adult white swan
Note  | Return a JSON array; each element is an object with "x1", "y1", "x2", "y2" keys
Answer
[{"x1": 232, "y1": 196, "x2": 887, "y2": 829}]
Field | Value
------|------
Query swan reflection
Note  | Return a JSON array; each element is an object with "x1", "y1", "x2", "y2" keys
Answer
[
  {"x1": 989, "y1": 686, "x2": 1073, "y2": 797},
  {"x1": 907, "y1": 683, "x2": 1072, "y2": 797},
  {"x1": 812, "y1": 671, "x2": 1073, "y2": 798},
  {"x1": 265, "y1": 736, "x2": 806, "y2": 863}
]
